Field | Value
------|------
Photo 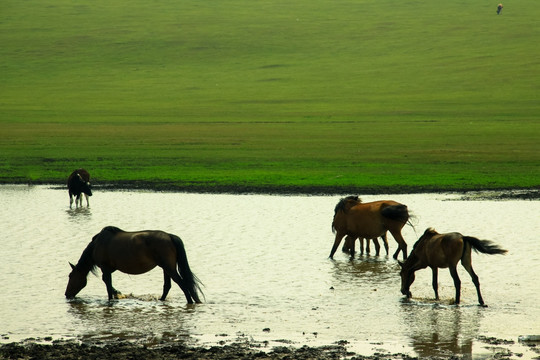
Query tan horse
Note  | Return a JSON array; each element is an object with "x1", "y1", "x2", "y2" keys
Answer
[
  {"x1": 399, "y1": 228, "x2": 507, "y2": 306},
  {"x1": 330, "y1": 196, "x2": 411, "y2": 260},
  {"x1": 65, "y1": 226, "x2": 203, "y2": 304}
]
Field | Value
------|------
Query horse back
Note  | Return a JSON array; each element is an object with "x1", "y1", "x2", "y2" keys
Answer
[
  {"x1": 420, "y1": 233, "x2": 464, "y2": 268},
  {"x1": 93, "y1": 229, "x2": 175, "y2": 274},
  {"x1": 345, "y1": 202, "x2": 388, "y2": 237}
]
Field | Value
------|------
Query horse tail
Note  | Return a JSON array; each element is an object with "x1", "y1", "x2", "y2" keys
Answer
[
  {"x1": 170, "y1": 234, "x2": 204, "y2": 303},
  {"x1": 463, "y1": 236, "x2": 508, "y2": 255},
  {"x1": 381, "y1": 204, "x2": 409, "y2": 224}
]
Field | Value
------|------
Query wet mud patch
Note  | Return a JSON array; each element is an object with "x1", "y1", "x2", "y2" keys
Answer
[{"x1": 1, "y1": 337, "x2": 538, "y2": 360}]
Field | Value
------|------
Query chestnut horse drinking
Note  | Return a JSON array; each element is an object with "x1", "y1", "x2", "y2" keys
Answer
[
  {"x1": 399, "y1": 228, "x2": 507, "y2": 306},
  {"x1": 65, "y1": 226, "x2": 203, "y2": 304},
  {"x1": 330, "y1": 196, "x2": 411, "y2": 260}
]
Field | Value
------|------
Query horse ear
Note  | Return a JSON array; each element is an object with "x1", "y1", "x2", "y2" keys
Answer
[{"x1": 69, "y1": 262, "x2": 75, "y2": 270}]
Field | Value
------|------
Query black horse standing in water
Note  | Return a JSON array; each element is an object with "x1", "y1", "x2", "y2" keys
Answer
[
  {"x1": 67, "y1": 168, "x2": 92, "y2": 208},
  {"x1": 65, "y1": 226, "x2": 203, "y2": 304}
]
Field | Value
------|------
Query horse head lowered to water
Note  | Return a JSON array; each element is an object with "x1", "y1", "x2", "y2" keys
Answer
[
  {"x1": 65, "y1": 226, "x2": 203, "y2": 304},
  {"x1": 330, "y1": 196, "x2": 412, "y2": 260},
  {"x1": 399, "y1": 227, "x2": 507, "y2": 306}
]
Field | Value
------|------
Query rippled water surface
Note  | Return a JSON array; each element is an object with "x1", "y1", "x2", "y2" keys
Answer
[{"x1": 1, "y1": 186, "x2": 539, "y2": 358}]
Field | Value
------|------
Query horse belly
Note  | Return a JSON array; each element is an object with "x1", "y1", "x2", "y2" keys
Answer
[
  {"x1": 117, "y1": 260, "x2": 158, "y2": 275},
  {"x1": 108, "y1": 249, "x2": 158, "y2": 274},
  {"x1": 426, "y1": 238, "x2": 461, "y2": 268},
  {"x1": 347, "y1": 215, "x2": 385, "y2": 238}
]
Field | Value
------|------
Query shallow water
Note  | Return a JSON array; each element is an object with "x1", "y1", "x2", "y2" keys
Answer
[{"x1": 0, "y1": 186, "x2": 538, "y2": 358}]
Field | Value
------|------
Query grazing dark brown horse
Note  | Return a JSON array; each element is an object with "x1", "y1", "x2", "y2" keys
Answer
[
  {"x1": 65, "y1": 226, "x2": 203, "y2": 304},
  {"x1": 330, "y1": 196, "x2": 411, "y2": 260},
  {"x1": 399, "y1": 228, "x2": 507, "y2": 306}
]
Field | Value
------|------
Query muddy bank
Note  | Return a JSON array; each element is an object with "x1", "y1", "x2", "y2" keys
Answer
[
  {"x1": 18, "y1": 180, "x2": 540, "y2": 199},
  {"x1": 101, "y1": 183, "x2": 538, "y2": 200},
  {"x1": 2, "y1": 338, "x2": 537, "y2": 360}
]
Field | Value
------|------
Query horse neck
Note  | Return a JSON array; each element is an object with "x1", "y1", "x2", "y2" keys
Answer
[
  {"x1": 75, "y1": 241, "x2": 96, "y2": 274},
  {"x1": 403, "y1": 252, "x2": 422, "y2": 272},
  {"x1": 334, "y1": 196, "x2": 360, "y2": 214}
]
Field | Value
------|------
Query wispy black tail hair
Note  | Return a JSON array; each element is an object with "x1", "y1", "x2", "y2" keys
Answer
[
  {"x1": 170, "y1": 234, "x2": 204, "y2": 303},
  {"x1": 464, "y1": 236, "x2": 508, "y2": 255}
]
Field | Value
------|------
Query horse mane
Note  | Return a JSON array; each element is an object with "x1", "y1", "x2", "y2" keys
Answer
[
  {"x1": 402, "y1": 229, "x2": 434, "y2": 269},
  {"x1": 74, "y1": 241, "x2": 98, "y2": 276},
  {"x1": 412, "y1": 227, "x2": 438, "y2": 251},
  {"x1": 334, "y1": 195, "x2": 361, "y2": 214},
  {"x1": 77, "y1": 226, "x2": 124, "y2": 276}
]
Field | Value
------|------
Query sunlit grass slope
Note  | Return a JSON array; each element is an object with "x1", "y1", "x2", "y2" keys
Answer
[{"x1": 1, "y1": 0, "x2": 538, "y2": 191}]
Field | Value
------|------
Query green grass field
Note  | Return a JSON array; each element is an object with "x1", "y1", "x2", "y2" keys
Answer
[{"x1": 1, "y1": 0, "x2": 538, "y2": 192}]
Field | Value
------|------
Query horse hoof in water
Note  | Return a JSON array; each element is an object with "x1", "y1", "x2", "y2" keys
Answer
[{"x1": 114, "y1": 293, "x2": 127, "y2": 300}]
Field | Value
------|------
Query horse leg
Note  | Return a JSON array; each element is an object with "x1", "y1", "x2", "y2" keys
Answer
[
  {"x1": 431, "y1": 267, "x2": 439, "y2": 300},
  {"x1": 160, "y1": 271, "x2": 172, "y2": 301},
  {"x1": 389, "y1": 229, "x2": 407, "y2": 260},
  {"x1": 172, "y1": 272, "x2": 195, "y2": 304},
  {"x1": 342, "y1": 236, "x2": 353, "y2": 253},
  {"x1": 449, "y1": 266, "x2": 461, "y2": 304},
  {"x1": 341, "y1": 237, "x2": 348, "y2": 253},
  {"x1": 465, "y1": 265, "x2": 484, "y2": 306},
  {"x1": 382, "y1": 233, "x2": 389, "y2": 256},
  {"x1": 349, "y1": 236, "x2": 356, "y2": 260},
  {"x1": 365, "y1": 238, "x2": 370, "y2": 255},
  {"x1": 84, "y1": 193, "x2": 90, "y2": 207},
  {"x1": 461, "y1": 254, "x2": 485, "y2": 306},
  {"x1": 101, "y1": 271, "x2": 120, "y2": 300},
  {"x1": 372, "y1": 238, "x2": 381, "y2": 256},
  {"x1": 162, "y1": 266, "x2": 195, "y2": 304},
  {"x1": 343, "y1": 236, "x2": 356, "y2": 259},
  {"x1": 329, "y1": 234, "x2": 345, "y2": 259}
]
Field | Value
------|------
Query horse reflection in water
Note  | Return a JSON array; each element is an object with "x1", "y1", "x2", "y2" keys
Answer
[
  {"x1": 400, "y1": 301, "x2": 483, "y2": 358},
  {"x1": 330, "y1": 196, "x2": 412, "y2": 260},
  {"x1": 399, "y1": 228, "x2": 507, "y2": 306},
  {"x1": 65, "y1": 226, "x2": 203, "y2": 304}
]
